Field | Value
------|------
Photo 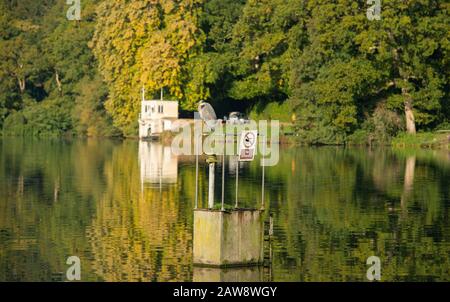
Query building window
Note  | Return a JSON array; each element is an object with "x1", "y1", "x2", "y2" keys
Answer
[{"x1": 158, "y1": 105, "x2": 164, "y2": 113}]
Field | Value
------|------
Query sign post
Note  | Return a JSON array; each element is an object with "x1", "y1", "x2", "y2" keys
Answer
[
  {"x1": 239, "y1": 130, "x2": 258, "y2": 161},
  {"x1": 237, "y1": 130, "x2": 258, "y2": 209}
]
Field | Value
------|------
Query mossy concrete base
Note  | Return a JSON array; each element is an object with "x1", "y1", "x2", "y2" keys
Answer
[
  {"x1": 193, "y1": 209, "x2": 264, "y2": 267},
  {"x1": 193, "y1": 266, "x2": 264, "y2": 282}
]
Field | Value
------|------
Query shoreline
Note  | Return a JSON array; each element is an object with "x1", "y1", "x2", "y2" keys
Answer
[{"x1": 1, "y1": 131, "x2": 449, "y2": 150}]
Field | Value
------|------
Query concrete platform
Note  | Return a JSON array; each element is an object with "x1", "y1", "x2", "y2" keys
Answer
[{"x1": 193, "y1": 209, "x2": 264, "y2": 267}]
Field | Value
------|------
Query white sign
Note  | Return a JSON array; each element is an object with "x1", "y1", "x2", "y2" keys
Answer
[{"x1": 239, "y1": 130, "x2": 258, "y2": 161}]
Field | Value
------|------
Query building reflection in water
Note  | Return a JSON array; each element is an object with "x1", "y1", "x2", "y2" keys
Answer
[
  {"x1": 193, "y1": 266, "x2": 265, "y2": 282},
  {"x1": 139, "y1": 141, "x2": 178, "y2": 190}
]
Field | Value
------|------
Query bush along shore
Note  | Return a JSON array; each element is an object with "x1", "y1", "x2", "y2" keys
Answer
[{"x1": 2, "y1": 119, "x2": 449, "y2": 150}]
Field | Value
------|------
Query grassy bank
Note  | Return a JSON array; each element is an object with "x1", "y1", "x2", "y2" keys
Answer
[{"x1": 392, "y1": 132, "x2": 450, "y2": 149}]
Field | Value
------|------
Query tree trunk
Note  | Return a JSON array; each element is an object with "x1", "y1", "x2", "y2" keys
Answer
[
  {"x1": 55, "y1": 70, "x2": 62, "y2": 93},
  {"x1": 400, "y1": 156, "x2": 416, "y2": 215},
  {"x1": 402, "y1": 157, "x2": 415, "y2": 196},
  {"x1": 54, "y1": 177, "x2": 60, "y2": 203},
  {"x1": 18, "y1": 77, "x2": 25, "y2": 93},
  {"x1": 402, "y1": 87, "x2": 416, "y2": 134}
]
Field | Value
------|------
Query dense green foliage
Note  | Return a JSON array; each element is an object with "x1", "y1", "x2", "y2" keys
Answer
[
  {"x1": 289, "y1": 0, "x2": 449, "y2": 144},
  {"x1": 0, "y1": 0, "x2": 448, "y2": 141},
  {"x1": 0, "y1": 0, "x2": 118, "y2": 137}
]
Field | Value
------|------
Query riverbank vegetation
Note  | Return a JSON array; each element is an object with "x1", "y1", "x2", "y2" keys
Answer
[
  {"x1": 391, "y1": 131, "x2": 450, "y2": 148},
  {"x1": 0, "y1": 0, "x2": 448, "y2": 144}
]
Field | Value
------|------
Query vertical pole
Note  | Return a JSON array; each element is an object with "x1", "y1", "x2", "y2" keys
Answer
[
  {"x1": 194, "y1": 134, "x2": 199, "y2": 209},
  {"x1": 221, "y1": 152, "x2": 225, "y2": 211},
  {"x1": 269, "y1": 214, "x2": 273, "y2": 237},
  {"x1": 235, "y1": 156, "x2": 239, "y2": 208},
  {"x1": 140, "y1": 171, "x2": 144, "y2": 195},
  {"x1": 208, "y1": 163, "x2": 215, "y2": 209},
  {"x1": 261, "y1": 135, "x2": 265, "y2": 210},
  {"x1": 159, "y1": 145, "x2": 163, "y2": 193},
  {"x1": 269, "y1": 213, "x2": 273, "y2": 281}
]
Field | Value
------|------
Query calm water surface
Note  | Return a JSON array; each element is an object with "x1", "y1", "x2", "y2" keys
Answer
[{"x1": 0, "y1": 138, "x2": 449, "y2": 281}]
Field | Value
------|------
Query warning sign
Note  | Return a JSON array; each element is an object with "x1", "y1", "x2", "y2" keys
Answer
[{"x1": 239, "y1": 130, "x2": 258, "y2": 161}]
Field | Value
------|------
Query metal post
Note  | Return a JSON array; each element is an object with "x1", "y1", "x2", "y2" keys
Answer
[
  {"x1": 235, "y1": 156, "x2": 239, "y2": 208},
  {"x1": 159, "y1": 146, "x2": 163, "y2": 193},
  {"x1": 221, "y1": 152, "x2": 225, "y2": 211},
  {"x1": 269, "y1": 214, "x2": 273, "y2": 237},
  {"x1": 261, "y1": 135, "x2": 265, "y2": 210},
  {"x1": 269, "y1": 213, "x2": 273, "y2": 281},
  {"x1": 194, "y1": 134, "x2": 199, "y2": 209},
  {"x1": 208, "y1": 163, "x2": 215, "y2": 209},
  {"x1": 140, "y1": 172, "x2": 144, "y2": 195}
]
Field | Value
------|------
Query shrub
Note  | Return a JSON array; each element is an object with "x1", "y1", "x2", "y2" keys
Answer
[
  {"x1": 2, "y1": 97, "x2": 73, "y2": 137},
  {"x1": 248, "y1": 101, "x2": 292, "y2": 122}
]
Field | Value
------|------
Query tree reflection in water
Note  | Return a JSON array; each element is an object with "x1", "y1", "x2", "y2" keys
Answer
[{"x1": 0, "y1": 138, "x2": 449, "y2": 281}]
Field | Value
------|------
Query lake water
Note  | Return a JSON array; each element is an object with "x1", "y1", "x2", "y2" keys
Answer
[{"x1": 0, "y1": 138, "x2": 449, "y2": 281}]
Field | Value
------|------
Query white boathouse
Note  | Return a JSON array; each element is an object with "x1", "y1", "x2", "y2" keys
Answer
[{"x1": 138, "y1": 88, "x2": 179, "y2": 139}]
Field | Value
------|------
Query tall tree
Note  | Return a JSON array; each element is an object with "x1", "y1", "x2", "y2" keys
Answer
[
  {"x1": 290, "y1": 0, "x2": 449, "y2": 144},
  {"x1": 228, "y1": 0, "x2": 307, "y2": 102},
  {"x1": 355, "y1": 0, "x2": 449, "y2": 134},
  {"x1": 91, "y1": 0, "x2": 205, "y2": 133}
]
